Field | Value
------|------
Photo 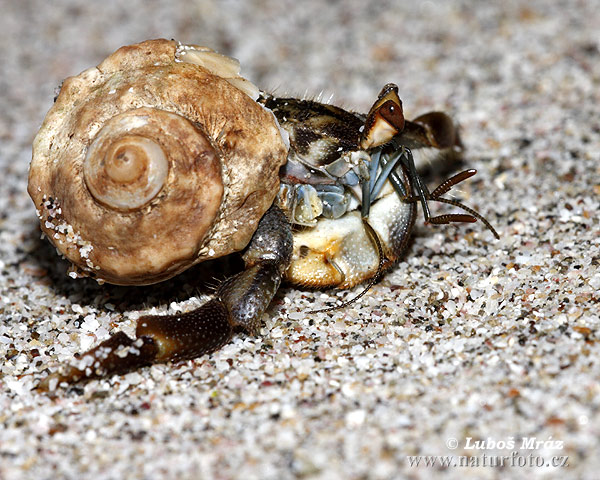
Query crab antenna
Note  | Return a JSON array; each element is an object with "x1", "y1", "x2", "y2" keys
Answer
[
  {"x1": 308, "y1": 220, "x2": 386, "y2": 314},
  {"x1": 430, "y1": 169, "x2": 477, "y2": 198},
  {"x1": 407, "y1": 167, "x2": 500, "y2": 239},
  {"x1": 428, "y1": 197, "x2": 500, "y2": 239}
]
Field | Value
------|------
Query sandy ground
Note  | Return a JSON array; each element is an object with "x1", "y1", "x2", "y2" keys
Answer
[{"x1": 1, "y1": 1, "x2": 599, "y2": 479}]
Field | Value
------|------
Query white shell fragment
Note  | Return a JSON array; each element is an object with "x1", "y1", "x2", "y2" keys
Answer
[{"x1": 175, "y1": 43, "x2": 260, "y2": 100}]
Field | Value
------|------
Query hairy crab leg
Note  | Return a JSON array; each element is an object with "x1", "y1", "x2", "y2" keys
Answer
[{"x1": 37, "y1": 205, "x2": 292, "y2": 390}]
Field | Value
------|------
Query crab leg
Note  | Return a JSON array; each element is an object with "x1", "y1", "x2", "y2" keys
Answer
[
  {"x1": 395, "y1": 145, "x2": 433, "y2": 220},
  {"x1": 38, "y1": 205, "x2": 292, "y2": 390},
  {"x1": 369, "y1": 149, "x2": 403, "y2": 202},
  {"x1": 361, "y1": 146, "x2": 414, "y2": 219}
]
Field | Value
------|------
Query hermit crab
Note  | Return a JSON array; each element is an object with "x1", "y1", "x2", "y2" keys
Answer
[{"x1": 28, "y1": 39, "x2": 498, "y2": 389}]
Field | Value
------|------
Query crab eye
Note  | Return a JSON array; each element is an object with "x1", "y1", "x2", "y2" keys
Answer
[
  {"x1": 379, "y1": 99, "x2": 405, "y2": 131},
  {"x1": 359, "y1": 83, "x2": 405, "y2": 149}
]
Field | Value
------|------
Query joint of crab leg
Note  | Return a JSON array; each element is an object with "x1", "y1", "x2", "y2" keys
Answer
[
  {"x1": 217, "y1": 263, "x2": 281, "y2": 335},
  {"x1": 217, "y1": 204, "x2": 292, "y2": 334},
  {"x1": 388, "y1": 169, "x2": 409, "y2": 198},
  {"x1": 135, "y1": 299, "x2": 233, "y2": 362}
]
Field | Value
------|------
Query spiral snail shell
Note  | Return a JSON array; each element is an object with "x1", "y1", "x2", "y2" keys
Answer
[{"x1": 28, "y1": 39, "x2": 288, "y2": 285}]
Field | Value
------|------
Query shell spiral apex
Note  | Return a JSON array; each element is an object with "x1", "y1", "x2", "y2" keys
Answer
[
  {"x1": 28, "y1": 39, "x2": 288, "y2": 285},
  {"x1": 83, "y1": 111, "x2": 172, "y2": 212}
]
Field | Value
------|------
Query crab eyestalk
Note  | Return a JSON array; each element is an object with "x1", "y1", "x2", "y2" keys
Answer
[{"x1": 359, "y1": 83, "x2": 405, "y2": 150}]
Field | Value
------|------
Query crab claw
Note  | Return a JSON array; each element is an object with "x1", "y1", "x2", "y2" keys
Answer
[
  {"x1": 37, "y1": 206, "x2": 292, "y2": 390},
  {"x1": 36, "y1": 300, "x2": 232, "y2": 391},
  {"x1": 37, "y1": 332, "x2": 158, "y2": 391}
]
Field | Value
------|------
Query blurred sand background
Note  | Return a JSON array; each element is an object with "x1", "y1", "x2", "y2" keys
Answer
[{"x1": 1, "y1": 1, "x2": 599, "y2": 479}]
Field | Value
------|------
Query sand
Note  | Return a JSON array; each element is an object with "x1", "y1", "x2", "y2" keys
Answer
[{"x1": 1, "y1": 1, "x2": 599, "y2": 479}]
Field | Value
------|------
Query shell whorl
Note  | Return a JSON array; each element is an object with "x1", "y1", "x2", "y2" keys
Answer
[
  {"x1": 28, "y1": 39, "x2": 288, "y2": 285},
  {"x1": 83, "y1": 111, "x2": 174, "y2": 211}
]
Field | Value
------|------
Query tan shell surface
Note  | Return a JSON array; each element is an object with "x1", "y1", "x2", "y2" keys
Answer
[{"x1": 29, "y1": 39, "x2": 288, "y2": 285}]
